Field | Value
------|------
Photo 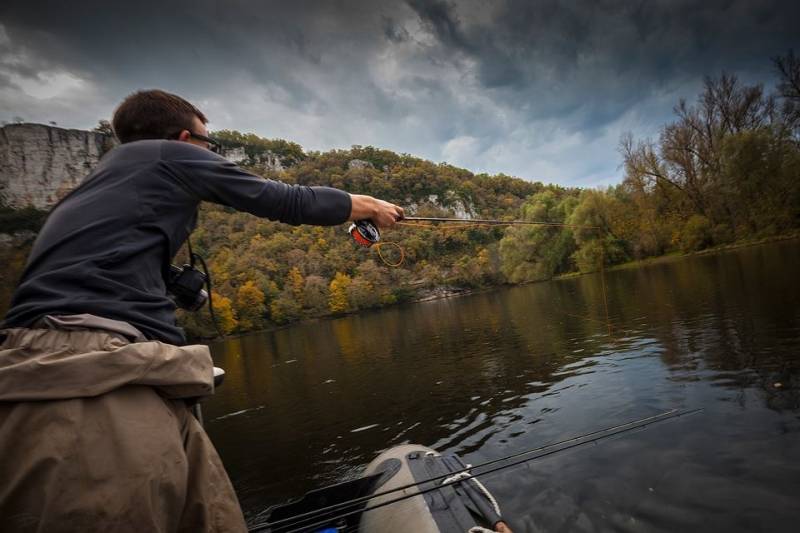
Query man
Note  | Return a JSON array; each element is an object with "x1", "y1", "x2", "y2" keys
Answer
[{"x1": 0, "y1": 89, "x2": 404, "y2": 532}]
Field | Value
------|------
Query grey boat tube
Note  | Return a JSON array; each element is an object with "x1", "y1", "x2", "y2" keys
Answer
[{"x1": 360, "y1": 444, "x2": 505, "y2": 533}]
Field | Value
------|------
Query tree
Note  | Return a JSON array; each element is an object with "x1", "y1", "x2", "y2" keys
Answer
[
  {"x1": 773, "y1": 50, "x2": 800, "y2": 135},
  {"x1": 328, "y1": 272, "x2": 352, "y2": 313},
  {"x1": 346, "y1": 276, "x2": 375, "y2": 309},
  {"x1": 269, "y1": 288, "x2": 302, "y2": 324},
  {"x1": 451, "y1": 250, "x2": 492, "y2": 287},
  {"x1": 499, "y1": 191, "x2": 577, "y2": 282},
  {"x1": 621, "y1": 73, "x2": 775, "y2": 228},
  {"x1": 718, "y1": 129, "x2": 800, "y2": 235},
  {"x1": 287, "y1": 266, "x2": 305, "y2": 301},
  {"x1": 679, "y1": 214, "x2": 712, "y2": 252},
  {"x1": 211, "y1": 293, "x2": 237, "y2": 334},
  {"x1": 93, "y1": 120, "x2": 114, "y2": 136},
  {"x1": 567, "y1": 189, "x2": 628, "y2": 272},
  {"x1": 235, "y1": 281, "x2": 266, "y2": 331},
  {"x1": 303, "y1": 275, "x2": 330, "y2": 314}
]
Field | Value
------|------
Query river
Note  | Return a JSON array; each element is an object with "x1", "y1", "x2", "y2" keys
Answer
[{"x1": 205, "y1": 239, "x2": 800, "y2": 532}]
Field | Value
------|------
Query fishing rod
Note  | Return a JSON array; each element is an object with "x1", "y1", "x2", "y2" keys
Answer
[
  {"x1": 404, "y1": 216, "x2": 586, "y2": 225},
  {"x1": 348, "y1": 217, "x2": 599, "y2": 247},
  {"x1": 251, "y1": 408, "x2": 702, "y2": 532}
]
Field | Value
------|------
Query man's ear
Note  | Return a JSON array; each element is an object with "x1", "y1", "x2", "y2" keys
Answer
[{"x1": 177, "y1": 130, "x2": 191, "y2": 142}]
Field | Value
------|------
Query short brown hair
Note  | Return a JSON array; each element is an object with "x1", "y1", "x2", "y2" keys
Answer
[{"x1": 112, "y1": 89, "x2": 208, "y2": 144}]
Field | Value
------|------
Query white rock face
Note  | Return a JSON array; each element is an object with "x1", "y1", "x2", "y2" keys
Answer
[
  {"x1": 0, "y1": 124, "x2": 292, "y2": 212},
  {"x1": 260, "y1": 152, "x2": 284, "y2": 172},
  {"x1": 348, "y1": 159, "x2": 373, "y2": 170},
  {"x1": 404, "y1": 191, "x2": 477, "y2": 219},
  {"x1": 0, "y1": 124, "x2": 114, "y2": 209},
  {"x1": 221, "y1": 146, "x2": 284, "y2": 171},
  {"x1": 451, "y1": 200, "x2": 474, "y2": 219},
  {"x1": 222, "y1": 146, "x2": 248, "y2": 164}
]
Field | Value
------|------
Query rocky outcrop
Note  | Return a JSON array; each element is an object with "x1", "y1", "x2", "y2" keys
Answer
[
  {"x1": 221, "y1": 147, "x2": 285, "y2": 172},
  {"x1": 0, "y1": 124, "x2": 293, "y2": 212},
  {"x1": 258, "y1": 152, "x2": 285, "y2": 172},
  {"x1": 403, "y1": 192, "x2": 478, "y2": 219},
  {"x1": 221, "y1": 146, "x2": 248, "y2": 164},
  {"x1": 0, "y1": 230, "x2": 37, "y2": 247},
  {"x1": 348, "y1": 159, "x2": 373, "y2": 170},
  {"x1": 0, "y1": 124, "x2": 115, "y2": 209}
]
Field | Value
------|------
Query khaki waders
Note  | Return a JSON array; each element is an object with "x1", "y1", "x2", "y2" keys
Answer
[{"x1": 0, "y1": 327, "x2": 248, "y2": 533}]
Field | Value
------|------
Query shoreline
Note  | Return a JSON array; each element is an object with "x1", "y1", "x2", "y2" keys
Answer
[
  {"x1": 596, "y1": 231, "x2": 799, "y2": 275},
  {"x1": 201, "y1": 232, "x2": 800, "y2": 342}
]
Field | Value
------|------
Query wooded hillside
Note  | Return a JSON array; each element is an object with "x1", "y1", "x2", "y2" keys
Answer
[
  {"x1": 182, "y1": 52, "x2": 799, "y2": 337},
  {"x1": 2, "y1": 53, "x2": 798, "y2": 338}
]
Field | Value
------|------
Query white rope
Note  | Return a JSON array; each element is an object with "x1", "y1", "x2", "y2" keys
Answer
[
  {"x1": 468, "y1": 476, "x2": 502, "y2": 517},
  {"x1": 441, "y1": 465, "x2": 502, "y2": 518},
  {"x1": 442, "y1": 471, "x2": 472, "y2": 485}
]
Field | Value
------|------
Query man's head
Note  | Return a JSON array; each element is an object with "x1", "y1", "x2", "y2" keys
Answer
[{"x1": 112, "y1": 89, "x2": 216, "y2": 150}]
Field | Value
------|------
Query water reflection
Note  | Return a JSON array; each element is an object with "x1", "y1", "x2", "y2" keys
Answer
[{"x1": 206, "y1": 240, "x2": 800, "y2": 530}]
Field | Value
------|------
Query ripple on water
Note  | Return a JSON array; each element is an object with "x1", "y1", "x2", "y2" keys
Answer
[{"x1": 350, "y1": 424, "x2": 379, "y2": 433}]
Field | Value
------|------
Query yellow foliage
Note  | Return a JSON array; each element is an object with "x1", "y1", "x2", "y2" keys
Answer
[
  {"x1": 287, "y1": 266, "x2": 305, "y2": 300},
  {"x1": 211, "y1": 292, "x2": 237, "y2": 334},
  {"x1": 478, "y1": 248, "x2": 491, "y2": 268},
  {"x1": 236, "y1": 280, "x2": 266, "y2": 331},
  {"x1": 328, "y1": 272, "x2": 352, "y2": 313}
]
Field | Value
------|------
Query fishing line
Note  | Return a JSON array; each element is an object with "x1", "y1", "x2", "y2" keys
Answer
[
  {"x1": 373, "y1": 241, "x2": 404, "y2": 267},
  {"x1": 348, "y1": 217, "x2": 601, "y2": 269},
  {"x1": 249, "y1": 408, "x2": 701, "y2": 532},
  {"x1": 363, "y1": 218, "x2": 594, "y2": 270},
  {"x1": 401, "y1": 216, "x2": 601, "y2": 228}
]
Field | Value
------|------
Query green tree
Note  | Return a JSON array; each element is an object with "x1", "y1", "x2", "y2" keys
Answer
[
  {"x1": 499, "y1": 191, "x2": 578, "y2": 282},
  {"x1": 269, "y1": 288, "x2": 302, "y2": 324},
  {"x1": 303, "y1": 275, "x2": 330, "y2": 314},
  {"x1": 568, "y1": 189, "x2": 628, "y2": 272}
]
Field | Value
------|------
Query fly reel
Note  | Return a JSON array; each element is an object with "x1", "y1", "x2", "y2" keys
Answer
[{"x1": 348, "y1": 219, "x2": 381, "y2": 247}]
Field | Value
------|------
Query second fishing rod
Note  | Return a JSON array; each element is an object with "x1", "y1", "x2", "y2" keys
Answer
[{"x1": 251, "y1": 408, "x2": 701, "y2": 532}]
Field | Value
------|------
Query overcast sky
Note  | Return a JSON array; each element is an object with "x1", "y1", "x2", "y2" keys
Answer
[{"x1": 1, "y1": 0, "x2": 798, "y2": 187}]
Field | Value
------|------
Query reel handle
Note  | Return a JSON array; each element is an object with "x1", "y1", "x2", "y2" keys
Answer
[{"x1": 348, "y1": 219, "x2": 381, "y2": 247}]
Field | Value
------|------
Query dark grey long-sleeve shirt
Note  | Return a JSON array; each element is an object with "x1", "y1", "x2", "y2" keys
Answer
[{"x1": 2, "y1": 140, "x2": 352, "y2": 345}]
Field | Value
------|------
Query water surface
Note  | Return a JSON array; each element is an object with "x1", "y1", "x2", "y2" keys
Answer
[{"x1": 205, "y1": 240, "x2": 800, "y2": 531}]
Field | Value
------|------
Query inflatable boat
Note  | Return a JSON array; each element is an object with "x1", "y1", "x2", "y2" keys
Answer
[
  {"x1": 251, "y1": 409, "x2": 699, "y2": 532},
  {"x1": 260, "y1": 444, "x2": 508, "y2": 532}
]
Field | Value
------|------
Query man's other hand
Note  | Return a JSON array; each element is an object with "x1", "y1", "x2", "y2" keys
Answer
[{"x1": 349, "y1": 194, "x2": 405, "y2": 229}]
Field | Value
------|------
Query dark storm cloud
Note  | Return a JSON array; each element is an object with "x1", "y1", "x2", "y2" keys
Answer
[
  {"x1": 2, "y1": 1, "x2": 331, "y2": 105},
  {"x1": 408, "y1": 0, "x2": 800, "y2": 129},
  {"x1": 1, "y1": 0, "x2": 798, "y2": 186},
  {"x1": 406, "y1": 0, "x2": 474, "y2": 53}
]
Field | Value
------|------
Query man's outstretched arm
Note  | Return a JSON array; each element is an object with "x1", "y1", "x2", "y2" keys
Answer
[{"x1": 166, "y1": 142, "x2": 403, "y2": 228}]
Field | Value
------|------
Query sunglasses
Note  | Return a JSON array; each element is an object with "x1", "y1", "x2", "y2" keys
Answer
[{"x1": 188, "y1": 131, "x2": 222, "y2": 153}]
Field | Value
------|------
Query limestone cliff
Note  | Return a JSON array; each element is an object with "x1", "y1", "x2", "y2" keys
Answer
[
  {"x1": 221, "y1": 145, "x2": 285, "y2": 171},
  {"x1": 0, "y1": 123, "x2": 289, "y2": 211},
  {"x1": 0, "y1": 123, "x2": 116, "y2": 210}
]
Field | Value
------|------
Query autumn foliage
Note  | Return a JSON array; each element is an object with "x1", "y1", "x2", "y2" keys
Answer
[{"x1": 1, "y1": 54, "x2": 798, "y2": 336}]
